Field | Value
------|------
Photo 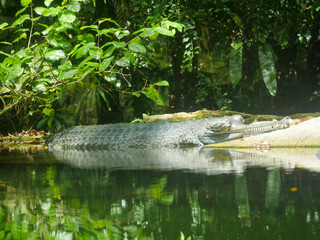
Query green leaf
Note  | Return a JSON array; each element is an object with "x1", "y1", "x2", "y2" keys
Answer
[
  {"x1": 44, "y1": 0, "x2": 54, "y2": 7},
  {"x1": 12, "y1": 32, "x2": 27, "y2": 43},
  {"x1": 42, "y1": 7, "x2": 61, "y2": 17},
  {"x1": 21, "y1": 0, "x2": 32, "y2": 7},
  {"x1": 12, "y1": 14, "x2": 30, "y2": 27},
  {"x1": 60, "y1": 69, "x2": 79, "y2": 80},
  {"x1": 45, "y1": 50, "x2": 66, "y2": 61},
  {"x1": 162, "y1": 20, "x2": 183, "y2": 32},
  {"x1": 116, "y1": 56, "x2": 130, "y2": 67},
  {"x1": 16, "y1": 6, "x2": 28, "y2": 16},
  {"x1": 140, "y1": 28, "x2": 155, "y2": 38},
  {"x1": 124, "y1": 51, "x2": 135, "y2": 64},
  {"x1": 59, "y1": 11, "x2": 76, "y2": 23},
  {"x1": 229, "y1": 40, "x2": 243, "y2": 87},
  {"x1": 142, "y1": 87, "x2": 165, "y2": 106},
  {"x1": 154, "y1": 27, "x2": 174, "y2": 37},
  {"x1": 98, "y1": 18, "x2": 120, "y2": 27},
  {"x1": 37, "y1": 117, "x2": 49, "y2": 129},
  {"x1": 34, "y1": 7, "x2": 46, "y2": 15},
  {"x1": 0, "y1": 23, "x2": 8, "y2": 30},
  {"x1": 66, "y1": 1, "x2": 81, "y2": 12},
  {"x1": 128, "y1": 42, "x2": 146, "y2": 53},
  {"x1": 153, "y1": 80, "x2": 169, "y2": 87},
  {"x1": 0, "y1": 41, "x2": 12, "y2": 45},
  {"x1": 258, "y1": 44, "x2": 277, "y2": 96},
  {"x1": 103, "y1": 46, "x2": 116, "y2": 57},
  {"x1": 99, "y1": 56, "x2": 114, "y2": 72},
  {"x1": 76, "y1": 42, "x2": 96, "y2": 59}
]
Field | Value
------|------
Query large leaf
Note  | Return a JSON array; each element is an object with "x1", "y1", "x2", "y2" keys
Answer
[
  {"x1": 66, "y1": 1, "x2": 81, "y2": 12},
  {"x1": 116, "y1": 56, "x2": 130, "y2": 67},
  {"x1": 21, "y1": 0, "x2": 32, "y2": 7},
  {"x1": 142, "y1": 87, "x2": 165, "y2": 106},
  {"x1": 44, "y1": 0, "x2": 54, "y2": 7},
  {"x1": 154, "y1": 27, "x2": 174, "y2": 37},
  {"x1": 229, "y1": 41, "x2": 243, "y2": 87},
  {"x1": 128, "y1": 42, "x2": 146, "y2": 53},
  {"x1": 0, "y1": 23, "x2": 8, "y2": 30},
  {"x1": 258, "y1": 44, "x2": 277, "y2": 96},
  {"x1": 45, "y1": 50, "x2": 66, "y2": 61},
  {"x1": 76, "y1": 42, "x2": 96, "y2": 59},
  {"x1": 99, "y1": 56, "x2": 114, "y2": 72},
  {"x1": 12, "y1": 14, "x2": 30, "y2": 27},
  {"x1": 59, "y1": 11, "x2": 76, "y2": 23}
]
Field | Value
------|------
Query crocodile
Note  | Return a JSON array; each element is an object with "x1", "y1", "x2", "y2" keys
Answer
[{"x1": 45, "y1": 115, "x2": 293, "y2": 149}]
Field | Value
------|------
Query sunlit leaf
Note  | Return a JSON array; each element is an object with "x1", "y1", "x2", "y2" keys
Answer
[
  {"x1": 34, "y1": 7, "x2": 46, "y2": 15},
  {"x1": 154, "y1": 27, "x2": 174, "y2": 37},
  {"x1": 140, "y1": 28, "x2": 155, "y2": 38},
  {"x1": 229, "y1": 40, "x2": 242, "y2": 87},
  {"x1": 59, "y1": 11, "x2": 76, "y2": 23},
  {"x1": 116, "y1": 56, "x2": 130, "y2": 67},
  {"x1": 98, "y1": 18, "x2": 120, "y2": 27},
  {"x1": 0, "y1": 22, "x2": 8, "y2": 30},
  {"x1": 142, "y1": 87, "x2": 165, "y2": 106},
  {"x1": 103, "y1": 46, "x2": 116, "y2": 58},
  {"x1": 99, "y1": 56, "x2": 114, "y2": 72},
  {"x1": 128, "y1": 42, "x2": 146, "y2": 53},
  {"x1": 42, "y1": 7, "x2": 61, "y2": 17},
  {"x1": 76, "y1": 42, "x2": 95, "y2": 59},
  {"x1": 16, "y1": 6, "x2": 28, "y2": 16},
  {"x1": 12, "y1": 32, "x2": 27, "y2": 43},
  {"x1": 66, "y1": 1, "x2": 81, "y2": 12},
  {"x1": 21, "y1": 0, "x2": 32, "y2": 7},
  {"x1": 45, "y1": 50, "x2": 66, "y2": 61},
  {"x1": 44, "y1": 0, "x2": 54, "y2": 7},
  {"x1": 12, "y1": 14, "x2": 30, "y2": 27},
  {"x1": 258, "y1": 44, "x2": 277, "y2": 96},
  {"x1": 162, "y1": 20, "x2": 183, "y2": 32},
  {"x1": 153, "y1": 80, "x2": 169, "y2": 86}
]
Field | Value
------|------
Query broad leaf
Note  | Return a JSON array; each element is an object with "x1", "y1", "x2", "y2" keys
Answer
[
  {"x1": 128, "y1": 42, "x2": 146, "y2": 53},
  {"x1": 66, "y1": 1, "x2": 81, "y2": 12},
  {"x1": 0, "y1": 23, "x2": 8, "y2": 30},
  {"x1": 258, "y1": 44, "x2": 277, "y2": 96},
  {"x1": 16, "y1": 6, "x2": 28, "y2": 16},
  {"x1": 12, "y1": 14, "x2": 30, "y2": 27},
  {"x1": 99, "y1": 56, "x2": 114, "y2": 72},
  {"x1": 59, "y1": 11, "x2": 76, "y2": 23},
  {"x1": 116, "y1": 56, "x2": 130, "y2": 67},
  {"x1": 229, "y1": 40, "x2": 243, "y2": 87},
  {"x1": 142, "y1": 87, "x2": 165, "y2": 106},
  {"x1": 21, "y1": 0, "x2": 32, "y2": 7},
  {"x1": 45, "y1": 50, "x2": 66, "y2": 61},
  {"x1": 154, "y1": 27, "x2": 174, "y2": 37},
  {"x1": 76, "y1": 42, "x2": 95, "y2": 59},
  {"x1": 162, "y1": 20, "x2": 183, "y2": 32},
  {"x1": 103, "y1": 46, "x2": 116, "y2": 58},
  {"x1": 44, "y1": 0, "x2": 54, "y2": 7}
]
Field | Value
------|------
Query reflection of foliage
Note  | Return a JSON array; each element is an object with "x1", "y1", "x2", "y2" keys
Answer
[{"x1": 1, "y1": 161, "x2": 320, "y2": 239}]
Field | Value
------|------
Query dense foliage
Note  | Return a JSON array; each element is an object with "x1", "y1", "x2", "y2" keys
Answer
[{"x1": 0, "y1": 0, "x2": 319, "y2": 132}]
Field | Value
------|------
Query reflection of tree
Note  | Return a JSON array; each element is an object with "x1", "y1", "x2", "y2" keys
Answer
[{"x1": 0, "y1": 165, "x2": 320, "y2": 239}]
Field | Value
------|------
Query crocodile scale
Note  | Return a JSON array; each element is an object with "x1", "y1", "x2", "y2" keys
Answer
[{"x1": 45, "y1": 115, "x2": 293, "y2": 149}]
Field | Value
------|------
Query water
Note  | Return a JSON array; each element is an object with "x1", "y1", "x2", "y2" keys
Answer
[{"x1": 1, "y1": 147, "x2": 320, "y2": 240}]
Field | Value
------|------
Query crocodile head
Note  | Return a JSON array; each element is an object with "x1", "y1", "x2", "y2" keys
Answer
[{"x1": 198, "y1": 116, "x2": 244, "y2": 145}]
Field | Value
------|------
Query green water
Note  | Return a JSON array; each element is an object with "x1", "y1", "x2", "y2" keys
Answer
[{"x1": 0, "y1": 148, "x2": 320, "y2": 240}]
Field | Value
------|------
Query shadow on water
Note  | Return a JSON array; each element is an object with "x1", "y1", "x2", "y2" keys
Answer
[{"x1": 0, "y1": 147, "x2": 320, "y2": 239}]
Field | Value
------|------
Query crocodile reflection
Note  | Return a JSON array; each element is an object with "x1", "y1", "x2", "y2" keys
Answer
[{"x1": 48, "y1": 148, "x2": 320, "y2": 174}]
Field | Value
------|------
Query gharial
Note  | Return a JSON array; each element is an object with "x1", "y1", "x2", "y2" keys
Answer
[{"x1": 45, "y1": 115, "x2": 293, "y2": 149}]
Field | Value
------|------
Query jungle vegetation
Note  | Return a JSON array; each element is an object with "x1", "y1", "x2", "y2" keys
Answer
[{"x1": 0, "y1": 0, "x2": 319, "y2": 132}]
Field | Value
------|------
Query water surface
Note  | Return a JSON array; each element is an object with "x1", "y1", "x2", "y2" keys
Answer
[{"x1": 0, "y1": 147, "x2": 320, "y2": 239}]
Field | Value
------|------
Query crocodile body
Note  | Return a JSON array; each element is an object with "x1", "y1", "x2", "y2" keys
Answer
[{"x1": 45, "y1": 115, "x2": 293, "y2": 149}]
